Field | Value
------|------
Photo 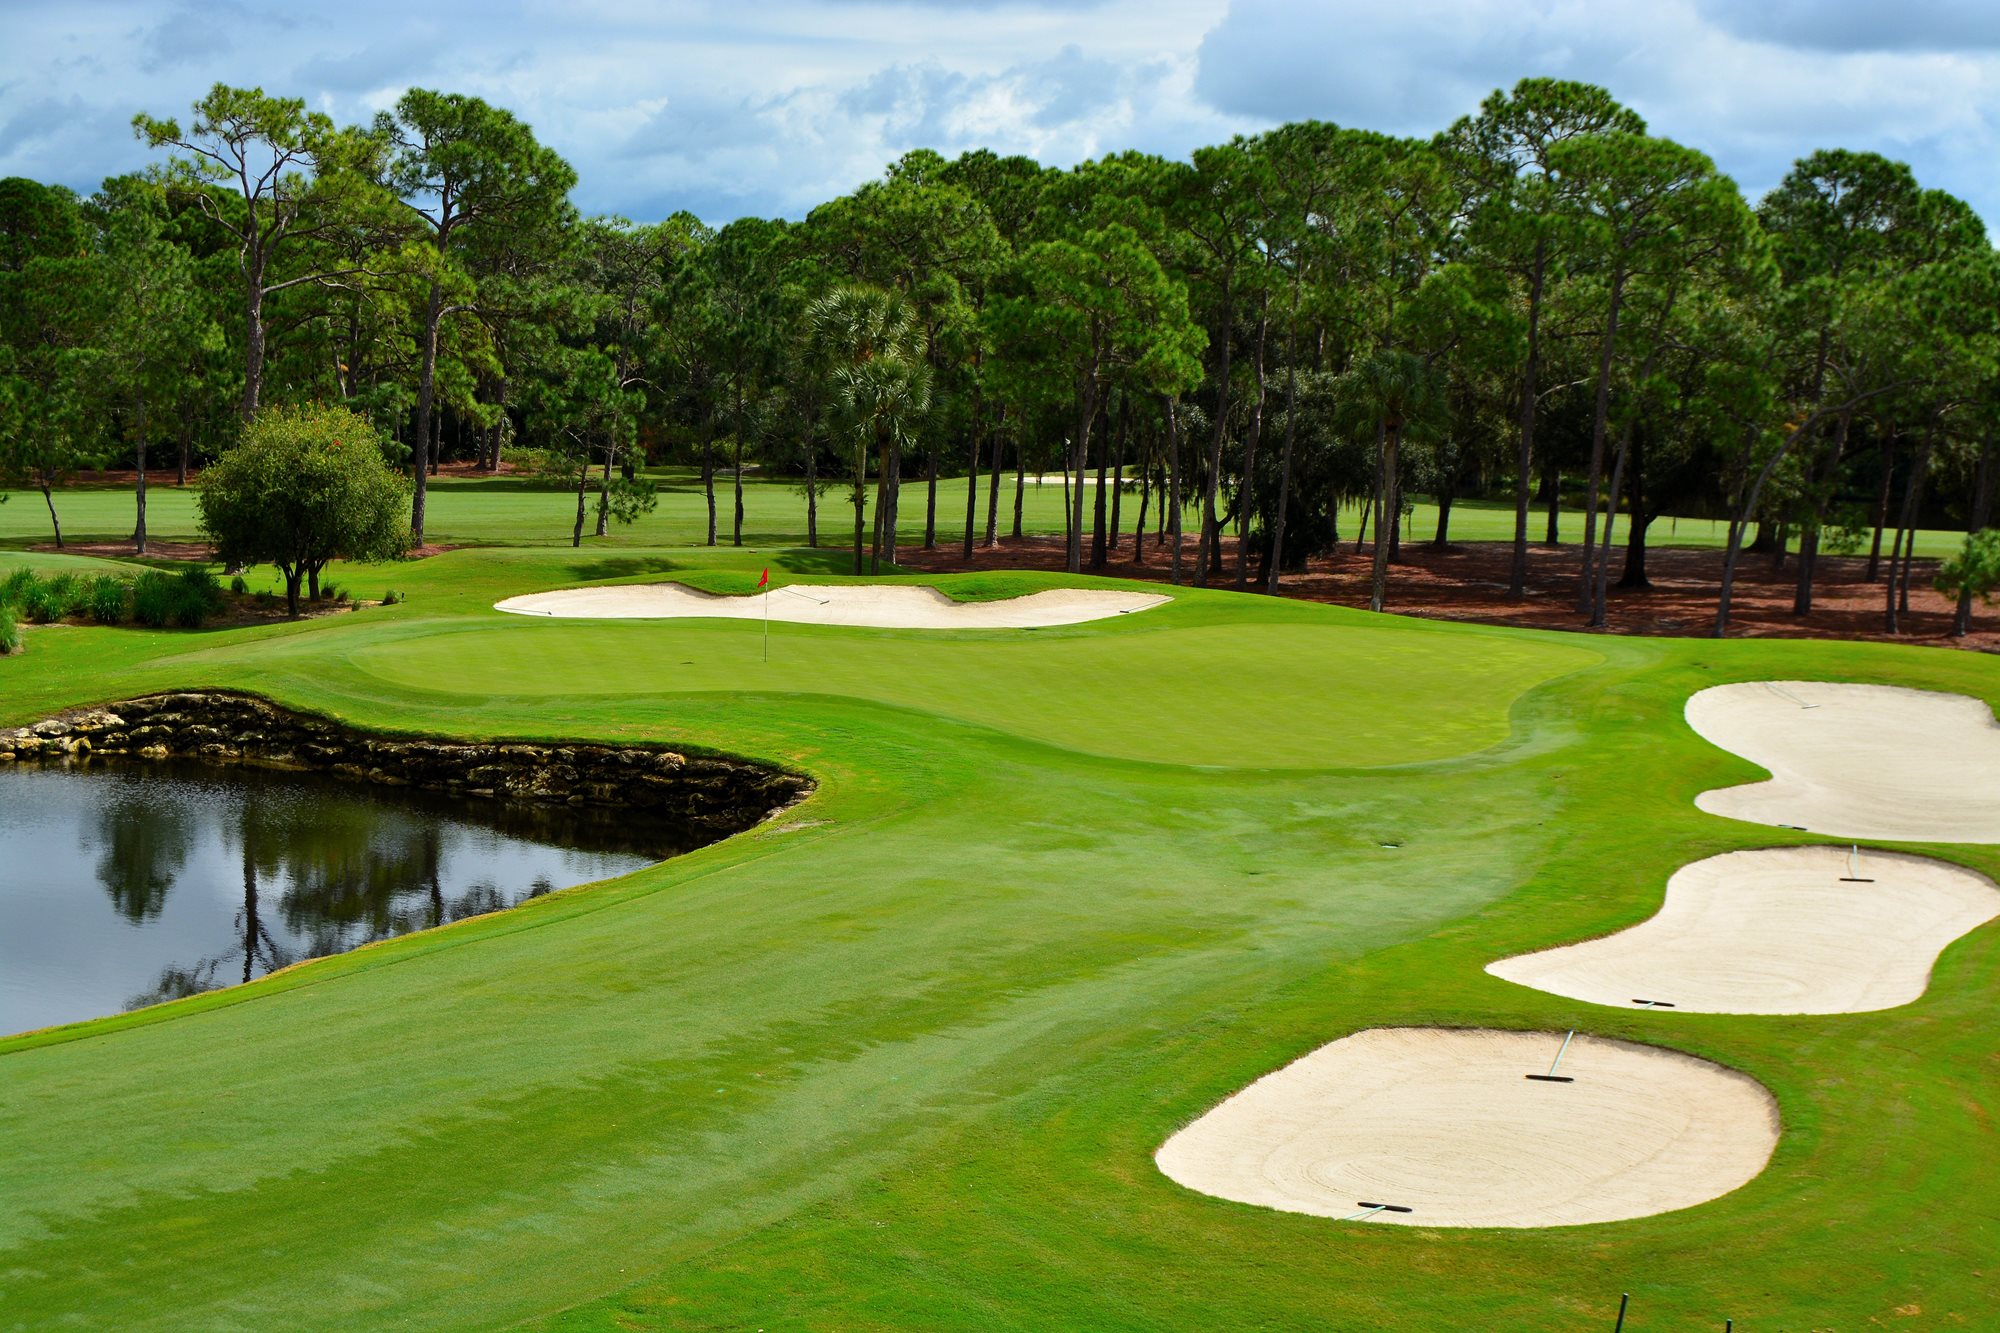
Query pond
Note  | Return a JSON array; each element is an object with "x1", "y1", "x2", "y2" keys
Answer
[{"x1": 0, "y1": 759, "x2": 699, "y2": 1037}]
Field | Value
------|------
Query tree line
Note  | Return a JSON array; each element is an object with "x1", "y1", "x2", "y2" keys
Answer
[{"x1": 3, "y1": 77, "x2": 1998, "y2": 635}]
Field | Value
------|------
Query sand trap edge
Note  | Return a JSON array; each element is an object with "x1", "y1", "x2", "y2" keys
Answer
[{"x1": 1155, "y1": 1026, "x2": 1780, "y2": 1229}]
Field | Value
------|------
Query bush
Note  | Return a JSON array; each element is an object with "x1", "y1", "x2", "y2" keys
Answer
[
  {"x1": 230, "y1": 574, "x2": 249, "y2": 596},
  {"x1": 22, "y1": 582, "x2": 69, "y2": 623},
  {"x1": 1, "y1": 567, "x2": 37, "y2": 607},
  {"x1": 0, "y1": 604, "x2": 18, "y2": 655},
  {"x1": 86, "y1": 575, "x2": 128, "y2": 625},
  {"x1": 131, "y1": 571, "x2": 174, "y2": 627},
  {"x1": 382, "y1": 589, "x2": 403, "y2": 606},
  {"x1": 169, "y1": 566, "x2": 223, "y2": 628}
]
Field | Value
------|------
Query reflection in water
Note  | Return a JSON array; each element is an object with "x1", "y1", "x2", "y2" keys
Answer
[
  {"x1": 94, "y1": 790, "x2": 194, "y2": 923},
  {"x1": 2, "y1": 760, "x2": 694, "y2": 1035}
]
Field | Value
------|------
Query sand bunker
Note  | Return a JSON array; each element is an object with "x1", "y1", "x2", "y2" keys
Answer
[
  {"x1": 1687, "y1": 681, "x2": 2000, "y2": 841},
  {"x1": 494, "y1": 583, "x2": 1169, "y2": 629},
  {"x1": 1488, "y1": 847, "x2": 2000, "y2": 1014},
  {"x1": 1156, "y1": 1027, "x2": 1777, "y2": 1228}
]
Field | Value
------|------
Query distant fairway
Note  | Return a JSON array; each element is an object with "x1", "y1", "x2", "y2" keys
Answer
[
  {"x1": 2, "y1": 471, "x2": 1974, "y2": 559},
  {"x1": 1, "y1": 545, "x2": 1995, "y2": 1330}
]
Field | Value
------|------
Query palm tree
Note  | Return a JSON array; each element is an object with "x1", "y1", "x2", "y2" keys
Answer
[
  {"x1": 1339, "y1": 349, "x2": 1445, "y2": 613},
  {"x1": 807, "y1": 287, "x2": 932, "y2": 575}
]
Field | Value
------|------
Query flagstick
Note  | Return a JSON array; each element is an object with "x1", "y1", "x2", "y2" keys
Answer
[{"x1": 763, "y1": 585, "x2": 770, "y2": 663}]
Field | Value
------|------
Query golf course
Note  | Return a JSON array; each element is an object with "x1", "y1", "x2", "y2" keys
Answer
[{"x1": 3, "y1": 535, "x2": 1996, "y2": 1330}]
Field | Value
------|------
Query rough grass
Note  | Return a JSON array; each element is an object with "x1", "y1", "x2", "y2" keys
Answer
[{"x1": 0, "y1": 545, "x2": 1993, "y2": 1331}]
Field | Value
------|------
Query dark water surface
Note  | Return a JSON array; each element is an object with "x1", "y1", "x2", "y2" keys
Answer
[{"x1": 0, "y1": 759, "x2": 693, "y2": 1036}]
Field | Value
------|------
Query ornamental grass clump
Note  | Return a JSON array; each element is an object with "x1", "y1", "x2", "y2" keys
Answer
[
  {"x1": 86, "y1": 574, "x2": 128, "y2": 625},
  {"x1": 0, "y1": 604, "x2": 18, "y2": 655},
  {"x1": 131, "y1": 570, "x2": 175, "y2": 627}
]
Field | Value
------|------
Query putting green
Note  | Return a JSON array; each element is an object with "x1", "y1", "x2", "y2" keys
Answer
[
  {"x1": 337, "y1": 617, "x2": 1595, "y2": 769},
  {"x1": 1, "y1": 546, "x2": 1997, "y2": 1331}
]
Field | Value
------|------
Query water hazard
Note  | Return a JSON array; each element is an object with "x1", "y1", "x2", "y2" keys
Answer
[{"x1": 0, "y1": 759, "x2": 698, "y2": 1036}]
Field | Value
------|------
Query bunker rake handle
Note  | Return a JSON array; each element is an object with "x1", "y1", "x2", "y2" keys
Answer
[
  {"x1": 1840, "y1": 843, "x2": 1875, "y2": 883},
  {"x1": 1527, "y1": 1029, "x2": 1576, "y2": 1082}
]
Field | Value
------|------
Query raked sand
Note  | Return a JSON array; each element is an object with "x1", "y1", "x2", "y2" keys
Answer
[
  {"x1": 495, "y1": 583, "x2": 1169, "y2": 629},
  {"x1": 1156, "y1": 1027, "x2": 1778, "y2": 1229},
  {"x1": 1487, "y1": 847, "x2": 2000, "y2": 1014},
  {"x1": 1687, "y1": 681, "x2": 2000, "y2": 842}
]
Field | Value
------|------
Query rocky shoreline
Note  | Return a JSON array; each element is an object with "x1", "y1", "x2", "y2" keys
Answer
[{"x1": 0, "y1": 692, "x2": 810, "y2": 835}]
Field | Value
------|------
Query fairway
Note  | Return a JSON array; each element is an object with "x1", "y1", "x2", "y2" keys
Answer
[{"x1": 2, "y1": 546, "x2": 1997, "y2": 1331}]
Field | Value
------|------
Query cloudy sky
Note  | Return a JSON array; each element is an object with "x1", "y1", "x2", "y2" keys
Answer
[{"x1": 3, "y1": 0, "x2": 1998, "y2": 229}]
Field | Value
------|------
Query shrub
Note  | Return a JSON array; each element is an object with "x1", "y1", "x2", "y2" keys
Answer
[
  {"x1": 382, "y1": 589, "x2": 403, "y2": 606},
  {"x1": 86, "y1": 575, "x2": 128, "y2": 625},
  {"x1": 230, "y1": 574, "x2": 249, "y2": 596},
  {"x1": 131, "y1": 571, "x2": 174, "y2": 627},
  {"x1": 1, "y1": 567, "x2": 37, "y2": 607},
  {"x1": 320, "y1": 582, "x2": 344, "y2": 603},
  {"x1": 0, "y1": 604, "x2": 18, "y2": 655},
  {"x1": 22, "y1": 582, "x2": 68, "y2": 623},
  {"x1": 169, "y1": 566, "x2": 223, "y2": 628}
]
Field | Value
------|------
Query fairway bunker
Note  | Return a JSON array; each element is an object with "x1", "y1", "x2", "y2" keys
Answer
[
  {"x1": 1155, "y1": 1027, "x2": 1778, "y2": 1228},
  {"x1": 1487, "y1": 847, "x2": 2000, "y2": 1014},
  {"x1": 494, "y1": 582, "x2": 1169, "y2": 628},
  {"x1": 1687, "y1": 681, "x2": 2000, "y2": 841}
]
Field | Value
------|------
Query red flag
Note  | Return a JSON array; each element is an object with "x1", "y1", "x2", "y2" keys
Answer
[{"x1": 757, "y1": 568, "x2": 769, "y2": 588}]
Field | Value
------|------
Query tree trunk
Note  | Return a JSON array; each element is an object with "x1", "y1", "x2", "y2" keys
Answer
[
  {"x1": 1067, "y1": 384, "x2": 1096, "y2": 575},
  {"x1": 870, "y1": 432, "x2": 889, "y2": 574},
  {"x1": 1617, "y1": 428, "x2": 1649, "y2": 588},
  {"x1": 962, "y1": 399, "x2": 984, "y2": 561},
  {"x1": 852, "y1": 436, "x2": 868, "y2": 575},
  {"x1": 1866, "y1": 435, "x2": 1895, "y2": 582},
  {"x1": 283, "y1": 565, "x2": 302, "y2": 619},
  {"x1": 1508, "y1": 263, "x2": 1544, "y2": 598},
  {"x1": 133, "y1": 404, "x2": 148, "y2": 555},
  {"x1": 1953, "y1": 436, "x2": 1996, "y2": 636},
  {"x1": 702, "y1": 417, "x2": 718, "y2": 546},
  {"x1": 39, "y1": 482, "x2": 63, "y2": 549},
  {"x1": 1090, "y1": 400, "x2": 1115, "y2": 570},
  {"x1": 596, "y1": 438, "x2": 614, "y2": 537},
  {"x1": 984, "y1": 409, "x2": 1005, "y2": 547},
  {"x1": 923, "y1": 448, "x2": 937, "y2": 550},
  {"x1": 1267, "y1": 338, "x2": 1300, "y2": 592},
  {"x1": 241, "y1": 264, "x2": 266, "y2": 420},
  {"x1": 410, "y1": 277, "x2": 443, "y2": 542},
  {"x1": 1012, "y1": 438, "x2": 1025, "y2": 539},
  {"x1": 805, "y1": 444, "x2": 819, "y2": 548},
  {"x1": 177, "y1": 419, "x2": 192, "y2": 486},
  {"x1": 1108, "y1": 407, "x2": 1126, "y2": 552},
  {"x1": 1588, "y1": 427, "x2": 1630, "y2": 628},
  {"x1": 1369, "y1": 421, "x2": 1400, "y2": 613},
  {"x1": 884, "y1": 436, "x2": 903, "y2": 567},
  {"x1": 1166, "y1": 396, "x2": 1185, "y2": 585},
  {"x1": 1885, "y1": 439, "x2": 1932, "y2": 634},
  {"x1": 1133, "y1": 430, "x2": 1153, "y2": 565},
  {"x1": 1542, "y1": 459, "x2": 1561, "y2": 546},
  {"x1": 1794, "y1": 410, "x2": 1851, "y2": 615},
  {"x1": 1199, "y1": 287, "x2": 1234, "y2": 589},
  {"x1": 572, "y1": 462, "x2": 588, "y2": 548},
  {"x1": 732, "y1": 387, "x2": 746, "y2": 546},
  {"x1": 1235, "y1": 309, "x2": 1268, "y2": 590},
  {"x1": 1577, "y1": 279, "x2": 1624, "y2": 613}
]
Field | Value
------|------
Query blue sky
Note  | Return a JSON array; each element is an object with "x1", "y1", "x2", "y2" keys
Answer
[{"x1": 3, "y1": 0, "x2": 1997, "y2": 229}]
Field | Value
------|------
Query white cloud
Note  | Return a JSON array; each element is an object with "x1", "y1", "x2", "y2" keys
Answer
[{"x1": 2, "y1": 0, "x2": 1995, "y2": 229}]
